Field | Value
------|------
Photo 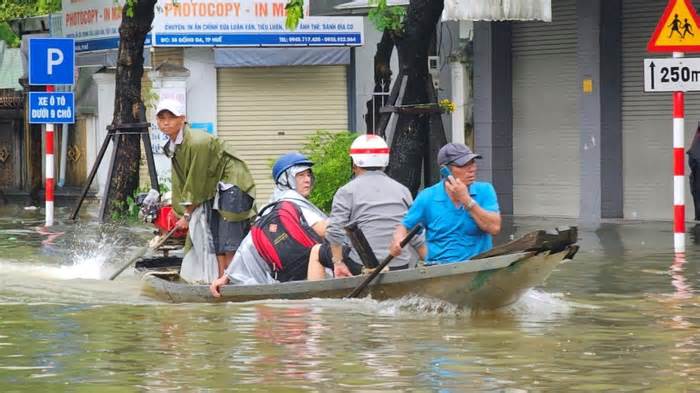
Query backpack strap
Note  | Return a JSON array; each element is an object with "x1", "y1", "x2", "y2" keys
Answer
[
  {"x1": 277, "y1": 201, "x2": 321, "y2": 247},
  {"x1": 256, "y1": 200, "x2": 281, "y2": 218}
]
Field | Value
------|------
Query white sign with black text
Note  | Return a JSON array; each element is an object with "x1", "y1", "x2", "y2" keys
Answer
[{"x1": 644, "y1": 57, "x2": 700, "y2": 92}]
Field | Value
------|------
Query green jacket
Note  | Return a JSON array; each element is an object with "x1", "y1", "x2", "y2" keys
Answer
[{"x1": 166, "y1": 126, "x2": 256, "y2": 222}]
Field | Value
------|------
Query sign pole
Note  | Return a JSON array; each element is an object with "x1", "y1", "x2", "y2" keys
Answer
[
  {"x1": 45, "y1": 85, "x2": 55, "y2": 227},
  {"x1": 646, "y1": 0, "x2": 700, "y2": 251},
  {"x1": 673, "y1": 51, "x2": 685, "y2": 252}
]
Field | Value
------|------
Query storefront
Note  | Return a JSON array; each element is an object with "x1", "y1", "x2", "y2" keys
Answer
[
  {"x1": 475, "y1": 0, "x2": 698, "y2": 221},
  {"x1": 62, "y1": 0, "x2": 363, "y2": 202}
]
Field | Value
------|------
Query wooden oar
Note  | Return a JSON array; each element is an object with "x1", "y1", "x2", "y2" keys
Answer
[
  {"x1": 345, "y1": 225, "x2": 421, "y2": 299},
  {"x1": 109, "y1": 226, "x2": 179, "y2": 280}
]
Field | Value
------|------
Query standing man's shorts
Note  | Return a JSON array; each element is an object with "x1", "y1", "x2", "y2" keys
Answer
[{"x1": 208, "y1": 205, "x2": 249, "y2": 254}]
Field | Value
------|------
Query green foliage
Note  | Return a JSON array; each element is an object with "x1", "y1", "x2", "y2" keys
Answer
[
  {"x1": 284, "y1": 0, "x2": 404, "y2": 33},
  {"x1": 0, "y1": 22, "x2": 18, "y2": 47},
  {"x1": 368, "y1": 0, "x2": 405, "y2": 33},
  {"x1": 110, "y1": 199, "x2": 137, "y2": 222},
  {"x1": 302, "y1": 131, "x2": 356, "y2": 213},
  {"x1": 0, "y1": 0, "x2": 61, "y2": 22},
  {"x1": 0, "y1": 0, "x2": 61, "y2": 45},
  {"x1": 110, "y1": 183, "x2": 168, "y2": 222},
  {"x1": 125, "y1": 0, "x2": 136, "y2": 18},
  {"x1": 157, "y1": 179, "x2": 170, "y2": 195},
  {"x1": 284, "y1": 0, "x2": 304, "y2": 31},
  {"x1": 143, "y1": 84, "x2": 160, "y2": 112}
]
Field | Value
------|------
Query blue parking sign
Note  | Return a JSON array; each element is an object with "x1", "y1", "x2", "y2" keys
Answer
[{"x1": 28, "y1": 38, "x2": 75, "y2": 85}]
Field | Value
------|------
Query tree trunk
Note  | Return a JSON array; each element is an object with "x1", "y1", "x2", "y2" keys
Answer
[
  {"x1": 365, "y1": 30, "x2": 394, "y2": 134},
  {"x1": 385, "y1": 0, "x2": 445, "y2": 195},
  {"x1": 103, "y1": 0, "x2": 156, "y2": 219}
]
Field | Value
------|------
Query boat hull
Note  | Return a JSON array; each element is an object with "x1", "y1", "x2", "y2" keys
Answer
[{"x1": 141, "y1": 247, "x2": 574, "y2": 309}]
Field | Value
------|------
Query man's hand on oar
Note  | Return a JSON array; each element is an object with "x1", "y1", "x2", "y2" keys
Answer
[
  {"x1": 346, "y1": 225, "x2": 422, "y2": 299},
  {"x1": 333, "y1": 261, "x2": 352, "y2": 278}
]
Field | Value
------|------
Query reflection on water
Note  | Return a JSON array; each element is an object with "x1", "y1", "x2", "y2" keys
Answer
[{"x1": 0, "y1": 207, "x2": 698, "y2": 391}]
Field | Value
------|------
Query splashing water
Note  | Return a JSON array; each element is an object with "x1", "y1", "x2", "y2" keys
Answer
[
  {"x1": 63, "y1": 233, "x2": 122, "y2": 280},
  {"x1": 0, "y1": 259, "x2": 103, "y2": 280},
  {"x1": 0, "y1": 227, "x2": 133, "y2": 281}
]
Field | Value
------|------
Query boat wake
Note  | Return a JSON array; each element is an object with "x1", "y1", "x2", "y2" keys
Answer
[
  {"x1": 507, "y1": 289, "x2": 573, "y2": 315},
  {"x1": 239, "y1": 289, "x2": 574, "y2": 321},
  {"x1": 365, "y1": 295, "x2": 460, "y2": 315}
]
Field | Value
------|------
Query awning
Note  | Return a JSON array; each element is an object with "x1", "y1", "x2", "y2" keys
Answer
[
  {"x1": 333, "y1": 0, "x2": 551, "y2": 21},
  {"x1": 442, "y1": 0, "x2": 551, "y2": 22},
  {"x1": 214, "y1": 47, "x2": 350, "y2": 68}
]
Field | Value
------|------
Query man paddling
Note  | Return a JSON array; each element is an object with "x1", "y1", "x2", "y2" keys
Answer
[
  {"x1": 156, "y1": 98, "x2": 256, "y2": 283},
  {"x1": 390, "y1": 143, "x2": 501, "y2": 263}
]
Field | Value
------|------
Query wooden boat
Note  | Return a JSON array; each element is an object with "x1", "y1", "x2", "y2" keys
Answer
[{"x1": 136, "y1": 227, "x2": 578, "y2": 310}]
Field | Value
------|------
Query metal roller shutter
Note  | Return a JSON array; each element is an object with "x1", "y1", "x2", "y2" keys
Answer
[
  {"x1": 217, "y1": 66, "x2": 348, "y2": 205},
  {"x1": 622, "y1": 0, "x2": 697, "y2": 220},
  {"x1": 511, "y1": 0, "x2": 579, "y2": 217}
]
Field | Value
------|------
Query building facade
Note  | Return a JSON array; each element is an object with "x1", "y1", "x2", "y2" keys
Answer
[{"x1": 473, "y1": 0, "x2": 696, "y2": 221}]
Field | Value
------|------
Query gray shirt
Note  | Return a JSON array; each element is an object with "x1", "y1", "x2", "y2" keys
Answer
[{"x1": 326, "y1": 171, "x2": 424, "y2": 268}]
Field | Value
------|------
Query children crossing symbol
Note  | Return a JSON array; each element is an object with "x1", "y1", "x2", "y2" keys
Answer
[{"x1": 649, "y1": 0, "x2": 700, "y2": 52}]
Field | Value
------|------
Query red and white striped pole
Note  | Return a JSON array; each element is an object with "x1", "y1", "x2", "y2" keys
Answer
[
  {"x1": 45, "y1": 85, "x2": 55, "y2": 227},
  {"x1": 673, "y1": 52, "x2": 685, "y2": 252}
]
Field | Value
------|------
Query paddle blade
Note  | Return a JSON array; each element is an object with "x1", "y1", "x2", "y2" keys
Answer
[{"x1": 108, "y1": 246, "x2": 149, "y2": 280}]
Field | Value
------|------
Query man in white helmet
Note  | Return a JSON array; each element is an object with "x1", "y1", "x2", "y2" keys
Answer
[{"x1": 320, "y1": 134, "x2": 426, "y2": 277}]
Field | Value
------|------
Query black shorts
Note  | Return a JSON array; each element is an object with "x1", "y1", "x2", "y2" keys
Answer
[
  {"x1": 318, "y1": 241, "x2": 409, "y2": 273},
  {"x1": 272, "y1": 247, "x2": 314, "y2": 283},
  {"x1": 318, "y1": 241, "x2": 363, "y2": 275},
  {"x1": 206, "y1": 200, "x2": 250, "y2": 255}
]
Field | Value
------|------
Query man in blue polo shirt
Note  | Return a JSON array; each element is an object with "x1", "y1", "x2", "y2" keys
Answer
[{"x1": 389, "y1": 143, "x2": 501, "y2": 263}]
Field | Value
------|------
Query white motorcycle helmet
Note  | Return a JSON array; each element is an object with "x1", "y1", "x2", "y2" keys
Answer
[{"x1": 349, "y1": 134, "x2": 390, "y2": 168}]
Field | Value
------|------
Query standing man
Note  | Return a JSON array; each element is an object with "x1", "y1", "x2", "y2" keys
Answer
[
  {"x1": 156, "y1": 98, "x2": 256, "y2": 283},
  {"x1": 321, "y1": 134, "x2": 426, "y2": 278},
  {"x1": 390, "y1": 143, "x2": 501, "y2": 263}
]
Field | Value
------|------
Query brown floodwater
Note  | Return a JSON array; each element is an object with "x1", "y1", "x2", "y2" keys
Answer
[{"x1": 0, "y1": 206, "x2": 698, "y2": 391}]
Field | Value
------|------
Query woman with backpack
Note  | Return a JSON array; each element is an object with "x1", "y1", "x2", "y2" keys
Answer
[{"x1": 209, "y1": 152, "x2": 330, "y2": 296}]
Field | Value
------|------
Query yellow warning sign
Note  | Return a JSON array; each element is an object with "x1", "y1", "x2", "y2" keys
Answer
[{"x1": 649, "y1": 0, "x2": 700, "y2": 52}]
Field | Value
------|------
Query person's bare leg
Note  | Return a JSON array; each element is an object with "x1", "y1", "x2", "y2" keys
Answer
[
  {"x1": 217, "y1": 253, "x2": 234, "y2": 277},
  {"x1": 307, "y1": 245, "x2": 326, "y2": 281}
]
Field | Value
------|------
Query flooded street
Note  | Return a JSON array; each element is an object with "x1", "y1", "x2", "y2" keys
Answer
[{"x1": 0, "y1": 206, "x2": 698, "y2": 391}]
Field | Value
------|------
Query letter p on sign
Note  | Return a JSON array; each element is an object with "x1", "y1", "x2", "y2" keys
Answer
[
  {"x1": 46, "y1": 48, "x2": 64, "y2": 76},
  {"x1": 28, "y1": 38, "x2": 75, "y2": 86}
]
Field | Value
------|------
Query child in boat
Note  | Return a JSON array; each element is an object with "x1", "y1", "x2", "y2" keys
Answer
[{"x1": 210, "y1": 152, "x2": 330, "y2": 296}]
